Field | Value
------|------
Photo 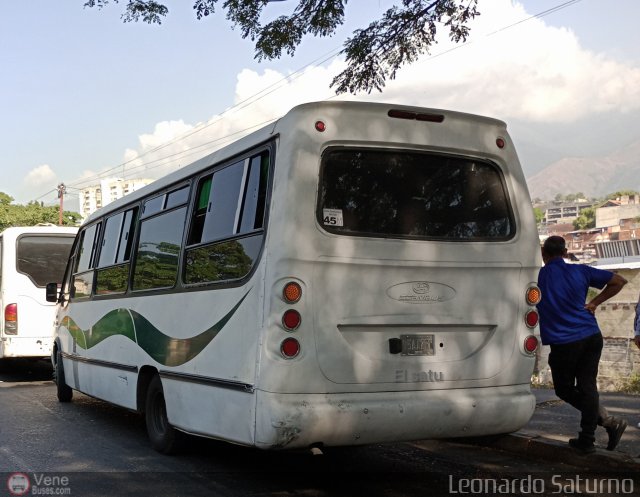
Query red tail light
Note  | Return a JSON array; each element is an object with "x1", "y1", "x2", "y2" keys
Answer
[
  {"x1": 525, "y1": 310, "x2": 539, "y2": 328},
  {"x1": 524, "y1": 335, "x2": 539, "y2": 354},
  {"x1": 4, "y1": 304, "x2": 17, "y2": 335},
  {"x1": 282, "y1": 310, "x2": 301, "y2": 331},
  {"x1": 281, "y1": 338, "x2": 300, "y2": 358}
]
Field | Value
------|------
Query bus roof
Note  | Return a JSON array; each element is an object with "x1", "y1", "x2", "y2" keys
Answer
[{"x1": 83, "y1": 100, "x2": 508, "y2": 226}]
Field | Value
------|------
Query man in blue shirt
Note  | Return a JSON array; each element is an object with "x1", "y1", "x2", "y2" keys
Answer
[{"x1": 538, "y1": 236, "x2": 628, "y2": 454}]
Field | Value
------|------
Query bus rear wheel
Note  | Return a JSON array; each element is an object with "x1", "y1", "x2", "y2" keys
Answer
[
  {"x1": 145, "y1": 375, "x2": 183, "y2": 454},
  {"x1": 54, "y1": 350, "x2": 73, "y2": 402}
]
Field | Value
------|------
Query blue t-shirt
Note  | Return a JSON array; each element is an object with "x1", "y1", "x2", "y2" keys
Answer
[{"x1": 537, "y1": 258, "x2": 612, "y2": 345}]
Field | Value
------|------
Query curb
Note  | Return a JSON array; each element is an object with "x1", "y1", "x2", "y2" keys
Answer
[{"x1": 467, "y1": 432, "x2": 640, "y2": 472}]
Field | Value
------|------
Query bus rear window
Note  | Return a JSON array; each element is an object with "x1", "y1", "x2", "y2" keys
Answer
[
  {"x1": 318, "y1": 149, "x2": 515, "y2": 240},
  {"x1": 17, "y1": 235, "x2": 75, "y2": 287}
]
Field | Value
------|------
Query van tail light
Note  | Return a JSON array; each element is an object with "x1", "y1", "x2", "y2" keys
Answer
[
  {"x1": 281, "y1": 338, "x2": 300, "y2": 358},
  {"x1": 524, "y1": 335, "x2": 539, "y2": 354},
  {"x1": 4, "y1": 304, "x2": 17, "y2": 335}
]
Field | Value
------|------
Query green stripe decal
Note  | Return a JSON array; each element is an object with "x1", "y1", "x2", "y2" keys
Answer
[{"x1": 60, "y1": 292, "x2": 249, "y2": 367}]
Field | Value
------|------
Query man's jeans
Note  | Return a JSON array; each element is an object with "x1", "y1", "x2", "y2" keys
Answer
[{"x1": 548, "y1": 332, "x2": 603, "y2": 441}]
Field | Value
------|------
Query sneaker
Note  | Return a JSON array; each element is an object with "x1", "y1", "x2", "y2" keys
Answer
[
  {"x1": 569, "y1": 438, "x2": 596, "y2": 454},
  {"x1": 605, "y1": 418, "x2": 627, "y2": 451}
]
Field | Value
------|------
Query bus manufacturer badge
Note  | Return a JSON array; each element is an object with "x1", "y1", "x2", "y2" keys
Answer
[{"x1": 386, "y1": 281, "x2": 456, "y2": 304}]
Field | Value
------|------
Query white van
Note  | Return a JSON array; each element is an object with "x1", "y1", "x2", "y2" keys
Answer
[{"x1": 1, "y1": 225, "x2": 77, "y2": 359}]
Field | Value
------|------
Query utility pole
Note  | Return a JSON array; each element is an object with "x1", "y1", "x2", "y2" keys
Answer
[{"x1": 57, "y1": 183, "x2": 66, "y2": 226}]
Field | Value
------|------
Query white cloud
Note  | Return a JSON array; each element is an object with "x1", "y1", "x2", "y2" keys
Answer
[
  {"x1": 96, "y1": 0, "x2": 640, "y2": 183},
  {"x1": 24, "y1": 164, "x2": 57, "y2": 188},
  {"x1": 368, "y1": 0, "x2": 640, "y2": 122}
]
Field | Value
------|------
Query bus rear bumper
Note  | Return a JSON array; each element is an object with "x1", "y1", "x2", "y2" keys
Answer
[
  {"x1": 0, "y1": 336, "x2": 52, "y2": 359},
  {"x1": 254, "y1": 384, "x2": 535, "y2": 450}
]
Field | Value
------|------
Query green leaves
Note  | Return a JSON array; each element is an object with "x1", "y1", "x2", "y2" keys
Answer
[
  {"x1": 333, "y1": 0, "x2": 479, "y2": 93},
  {"x1": 84, "y1": 0, "x2": 479, "y2": 94},
  {"x1": 0, "y1": 194, "x2": 81, "y2": 231}
]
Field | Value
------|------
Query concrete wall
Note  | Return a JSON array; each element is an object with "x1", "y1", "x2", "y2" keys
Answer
[
  {"x1": 533, "y1": 267, "x2": 640, "y2": 392},
  {"x1": 596, "y1": 204, "x2": 640, "y2": 229}
]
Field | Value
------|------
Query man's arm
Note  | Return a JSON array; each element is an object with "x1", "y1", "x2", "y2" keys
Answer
[
  {"x1": 584, "y1": 273, "x2": 627, "y2": 314},
  {"x1": 634, "y1": 301, "x2": 640, "y2": 350}
]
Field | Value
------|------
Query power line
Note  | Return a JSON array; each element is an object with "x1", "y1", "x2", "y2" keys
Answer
[
  {"x1": 40, "y1": 0, "x2": 583, "y2": 198},
  {"x1": 64, "y1": 47, "x2": 344, "y2": 190}
]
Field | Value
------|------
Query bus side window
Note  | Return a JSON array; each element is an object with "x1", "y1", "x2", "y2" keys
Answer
[
  {"x1": 95, "y1": 207, "x2": 138, "y2": 296},
  {"x1": 131, "y1": 184, "x2": 190, "y2": 292},
  {"x1": 238, "y1": 152, "x2": 269, "y2": 232},
  {"x1": 131, "y1": 207, "x2": 187, "y2": 291},
  {"x1": 72, "y1": 222, "x2": 101, "y2": 299},
  {"x1": 183, "y1": 151, "x2": 269, "y2": 285},
  {"x1": 188, "y1": 152, "x2": 269, "y2": 246},
  {"x1": 188, "y1": 176, "x2": 212, "y2": 245},
  {"x1": 201, "y1": 161, "x2": 245, "y2": 243}
]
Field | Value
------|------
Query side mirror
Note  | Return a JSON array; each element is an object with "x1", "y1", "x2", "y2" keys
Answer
[{"x1": 46, "y1": 282, "x2": 59, "y2": 303}]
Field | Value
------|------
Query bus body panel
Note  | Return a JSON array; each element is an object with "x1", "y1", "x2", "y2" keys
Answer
[
  {"x1": 254, "y1": 384, "x2": 536, "y2": 449},
  {"x1": 250, "y1": 102, "x2": 540, "y2": 447},
  {"x1": 162, "y1": 378, "x2": 256, "y2": 445},
  {"x1": 0, "y1": 226, "x2": 77, "y2": 359},
  {"x1": 56, "y1": 281, "x2": 264, "y2": 412},
  {"x1": 52, "y1": 101, "x2": 541, "y2": 450}
]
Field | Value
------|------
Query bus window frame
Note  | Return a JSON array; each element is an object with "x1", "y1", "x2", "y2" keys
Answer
[
  {"x1": 182, "y1": 144, "x2": 273, "y2": 289},
  {"x1": 316, "y1": 147, "x2": 516, "y2": 242}
]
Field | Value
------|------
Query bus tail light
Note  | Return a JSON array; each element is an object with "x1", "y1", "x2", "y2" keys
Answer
[
  {"x1": 4, "y1": 304, "x2": 17, "y2": 335},
  {"x1": 526, "y1": 286, "x2": 541, "y2": 305},
  {"x1": 281, "y1": 338, "x2": 300, "y2": 358},
  {"x1": 282, "y1": 310, "x2": 301, "y2": 331},
  {"x1": 283, "y1": 282, "x2": 302, "y2": 303},
  {"x1": 525, "y1": 310, "x2": 539, "y2": 328},
  {"x1": 524, "y1": 335, "x2": 539, "y2": 354}
]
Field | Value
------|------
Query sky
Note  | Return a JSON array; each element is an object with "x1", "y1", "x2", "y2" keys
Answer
[{"x1": 2, "y1": 0, "x2": 640, "y2": 212}]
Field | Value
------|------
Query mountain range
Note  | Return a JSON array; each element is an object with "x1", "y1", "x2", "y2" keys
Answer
[{"x1": 526, "y1": 139, "x2": 640, "y2": 201}]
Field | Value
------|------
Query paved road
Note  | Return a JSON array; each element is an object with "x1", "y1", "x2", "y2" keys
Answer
[{"x1": 1, "y1": 360, "x2": 637, "y2": 497}]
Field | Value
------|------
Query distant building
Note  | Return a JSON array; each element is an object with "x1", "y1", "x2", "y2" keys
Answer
[
  {"x1": 593, "y1": 195, "x2": 640, "y2": 259},
  {"x1": 80, "y1": 178, "x2": 153, "y2": 219},
  {"x1": 542, "y1": 200, "x2": 594, "y2": 225},
  {"x1": 595, "y1": 194, "x2": 640, "y2": 229}
]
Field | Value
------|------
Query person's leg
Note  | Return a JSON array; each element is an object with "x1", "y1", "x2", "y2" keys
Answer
[
  {"x1": 549, "y1": 336, "x2": 596, "y2": 453},
  {"x1": 578, "y1": 334, "x2": 628, "y2": 450},
  {"x1": 548, "y1": 341, "x2": 582, "y2": 409},
  {"x1": 573, "y1": 333, "x2": 602, "y2": 443}
]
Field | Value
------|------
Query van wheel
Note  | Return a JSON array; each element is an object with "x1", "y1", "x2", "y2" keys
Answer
[
  {"x1": 54, "y1": 350, "x2": 73, "y2": 402},
  {"x1": 145, "y1": 375, "x2": 183, "y2": 454}
]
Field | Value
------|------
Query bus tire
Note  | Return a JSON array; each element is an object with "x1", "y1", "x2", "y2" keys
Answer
[
  {"x1": 145, "y1": 375, "x2": 182, "y2": 454},
  {"x1": 54, "y1": 350, "x2": 73, "y2": 403}
]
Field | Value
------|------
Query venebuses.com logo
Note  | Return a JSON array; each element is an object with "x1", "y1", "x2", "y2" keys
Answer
[
  {"x1": 6, "y1": 472, "x2": 71, "y2": 496},
  {"x1": 7, "y1": 473, "x2": 30, "y2": 496}
]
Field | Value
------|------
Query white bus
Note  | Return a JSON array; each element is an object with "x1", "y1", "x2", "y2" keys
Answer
[
  {"x1": 48, "y1": 101, "x2": 542, "y2": 453},
  {"x1": 1, "y1": 225, "x2": 77, "y2": 360}
]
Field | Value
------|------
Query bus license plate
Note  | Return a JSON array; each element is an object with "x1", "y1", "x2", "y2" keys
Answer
[{"x1": 401, "y1": 334, "x2": 435, "y2": 356}]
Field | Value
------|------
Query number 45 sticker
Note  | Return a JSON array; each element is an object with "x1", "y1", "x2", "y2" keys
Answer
[{"x1": 322, "y1": 208, "x2": 344, "y2": 227}]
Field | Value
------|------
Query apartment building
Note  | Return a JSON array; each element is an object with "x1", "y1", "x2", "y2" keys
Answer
[
  {"x1": 542, "y1": 200, "x2": 594, "y2": 224},
  {"x1": 80, "y1": 178, "x2": 153, "y2": 219}
]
